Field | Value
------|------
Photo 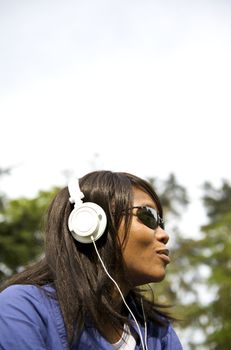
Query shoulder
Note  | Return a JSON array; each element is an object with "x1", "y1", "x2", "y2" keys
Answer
[
  {"x1": 149, "y1": 320, "x2": 183, "y2": 350},
  {"x1": 0, "y1": 284, "x2": 67, "y2": 350},
  {"x1": 0, "y1": 283, "x2": 62, "y2": 319},
  {"x1": 0, "y1": 283, "x2": 49, "y2": 298},
  {"x1": 0, "y1": 283, "x2": 54, "y2": 311},
  {"x1": 128, "y1": 297, "x2": 183, "y2": 349},
  {"x1": 0, "y1": 284, "x2": 54, "y2": 327},
  {"x1": 163, "y1": 323, "x2": 183, "y2": 349}
]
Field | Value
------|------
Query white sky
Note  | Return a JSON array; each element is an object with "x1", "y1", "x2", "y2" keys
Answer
[{"x1": 1, "y1": 0, "x2": 231, "y2": 237}]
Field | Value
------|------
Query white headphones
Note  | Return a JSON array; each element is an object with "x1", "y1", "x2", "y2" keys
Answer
[{"x1": 67, "y1": 178, "x2": 107, "y2": 243}]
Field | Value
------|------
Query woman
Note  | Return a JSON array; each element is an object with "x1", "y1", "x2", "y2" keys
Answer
[{"x1": 0, "y1": 170, "x2": 183, "y2": 349}]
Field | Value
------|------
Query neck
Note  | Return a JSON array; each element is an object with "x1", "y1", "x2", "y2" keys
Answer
[
  {"x1": 101, "y1": 287, "x2": 130, "y2": 343},
  {"x1": 103, "y1": 324, "x2": 124, "y2": 344}
]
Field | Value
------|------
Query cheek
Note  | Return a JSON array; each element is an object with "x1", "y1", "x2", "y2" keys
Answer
[
  {"x1": 128, "y1": 221, "x2": 155, "y2": 246},
  {"x1": 121, "y1": 226, "x2": 155, "y2": 263},
  {"x1": 118, "y1": 219, "x2": 157, "y2": 268},
  {"x1": 122, "y1": 238, "x2": 154, "y2": 264}
]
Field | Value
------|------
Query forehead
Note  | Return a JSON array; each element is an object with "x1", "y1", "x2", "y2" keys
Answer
[{"x1": 132, "y1": 187, "x2": 157, "y2": 209}]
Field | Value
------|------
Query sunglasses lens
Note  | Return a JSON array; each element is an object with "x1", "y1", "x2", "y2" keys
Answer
[{"x1": 137, "y1": 207, "x2": 159, "y2": 229}]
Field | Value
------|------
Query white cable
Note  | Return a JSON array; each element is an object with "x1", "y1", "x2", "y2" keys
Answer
[
  {"x1": 91, "y1": 236, "x2": 147, "y2": 350},
  {"x1": 141, "y1": 298, "x2": 148, "y2": 350}
]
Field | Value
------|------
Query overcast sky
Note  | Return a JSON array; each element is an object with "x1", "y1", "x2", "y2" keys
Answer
[{"x1": 1, "y1": 0, "x2": 231, "y2": 236}]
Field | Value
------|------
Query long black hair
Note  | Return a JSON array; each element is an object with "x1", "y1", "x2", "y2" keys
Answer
[{"x1": 0, "y1": 170, "x2": 173, "y2": 345}]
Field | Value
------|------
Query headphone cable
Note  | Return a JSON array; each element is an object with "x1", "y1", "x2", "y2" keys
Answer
[{"x1": 91, "y1": 236, "x2": 147, "y2": 350}]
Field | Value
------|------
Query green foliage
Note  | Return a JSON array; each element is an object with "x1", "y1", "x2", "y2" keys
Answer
[
  {"x1": 148, "y1": 173, "x2": 189, "y2": 217},
  {"x1": 0, "y1": 187, "x2": 60, "y2": 280},
  {"x1": 174, "y1": 180, "x2": 231, "y2": 350},
  {"x1": 195, "y1": 181, "x2": 231, "y2": 350},
  {"x1": 202, "y1": 180, "x2": 231, "y2": 220}
]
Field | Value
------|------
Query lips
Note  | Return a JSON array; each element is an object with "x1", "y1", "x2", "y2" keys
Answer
[{"x1": 156, "y1": 248, "x2": 170, "y2": 263}]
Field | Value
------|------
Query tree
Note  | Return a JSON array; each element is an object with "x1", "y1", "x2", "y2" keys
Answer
[
  {"x1": 192, "y1": 180, "x2": 231, "y2": 349},
  {"x1": 0, "y1": 188, "x2": 59, "y2": 280},
  {"x1": 166, "y1": 179, "x2": 231, "y2": 350}
]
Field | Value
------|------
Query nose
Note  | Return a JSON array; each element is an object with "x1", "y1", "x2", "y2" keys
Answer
[{"x1": 155, "y1": 226, "x2": 169, "y2": 244}]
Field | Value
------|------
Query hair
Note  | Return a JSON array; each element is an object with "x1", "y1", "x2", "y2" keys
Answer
[{"x1": 0, "y1": 170, "x2": 173, "y2": 346}]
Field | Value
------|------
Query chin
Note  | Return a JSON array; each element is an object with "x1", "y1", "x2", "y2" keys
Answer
[
  {"x1": 153, "y1": 275, "x2": 166, "y2": 283},
  {"x1": 134, "y1": 273, "x2": 166, "y2": 287},
  {"x1": 149, "y1": 271, "x2": 167, "y2": 283}
]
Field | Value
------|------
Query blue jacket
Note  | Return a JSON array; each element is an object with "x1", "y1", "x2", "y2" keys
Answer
[{"x1": 0, "y1": 284, "x2": 183, "y2": 349}]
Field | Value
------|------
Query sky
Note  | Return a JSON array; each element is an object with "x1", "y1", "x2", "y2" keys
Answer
[{"x1": 1, "y1": 0, "x2": 231, "y2": 237}]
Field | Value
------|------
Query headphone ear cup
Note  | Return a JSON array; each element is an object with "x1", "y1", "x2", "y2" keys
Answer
[{"x1": 68, "y1": 202, "x2": 107, "y2": 244}]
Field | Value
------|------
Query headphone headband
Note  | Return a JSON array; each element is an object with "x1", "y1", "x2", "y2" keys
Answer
[
  {"x1": 67, "y1": 178, "x2": 107, "y2": 243},
  {"x1": 68, "y1": 178, "x2": 84, "y2": 206}
]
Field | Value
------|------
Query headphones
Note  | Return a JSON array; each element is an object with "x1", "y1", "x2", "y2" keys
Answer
[{"x1": 67, "y1": 178, "x2": 107, "y2": 243}]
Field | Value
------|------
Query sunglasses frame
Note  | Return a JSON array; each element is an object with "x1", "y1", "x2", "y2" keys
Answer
[{"x1": 129, "y1": 206, "x2": 164, "y2": 230}]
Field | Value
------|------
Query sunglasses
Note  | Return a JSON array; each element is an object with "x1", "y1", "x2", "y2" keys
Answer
[{"x1": 130, "y1": 206, "x2": 164, "y2": 230}]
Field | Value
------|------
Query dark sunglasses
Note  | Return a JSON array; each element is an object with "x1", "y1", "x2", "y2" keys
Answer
[{"x1": 130, "y1": 206, "x2": 164, "y2": 230}]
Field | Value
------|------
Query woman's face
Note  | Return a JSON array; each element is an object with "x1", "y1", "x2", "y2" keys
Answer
[{"x1": 118, "y1": 187, "x2": 170, "y2": 287}]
